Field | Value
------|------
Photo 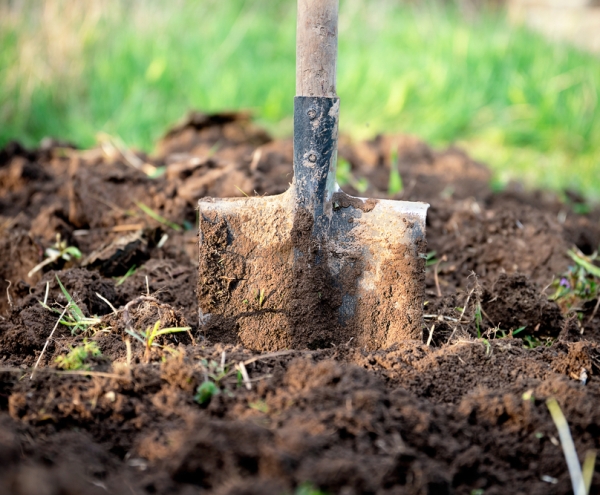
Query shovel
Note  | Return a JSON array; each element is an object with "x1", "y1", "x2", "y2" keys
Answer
[{"x1": 198, "y1": 0, "x2": 428, "y2": 351}]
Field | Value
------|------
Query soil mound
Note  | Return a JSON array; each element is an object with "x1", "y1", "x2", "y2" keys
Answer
[{"x1": 1, "y1": 112, "x2": 599, "y2": 494}]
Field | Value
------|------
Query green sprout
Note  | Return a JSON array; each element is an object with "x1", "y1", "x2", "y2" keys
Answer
[
  {"x1": 474, "y1": 302, "x2": 483, "y2": 338},
  {"x1": 194, "y1": 356, "x2": 230, "y2": 405},
  {"x1": 512, "y1": 326, "x2": 527, "y2": 336},
  {"x1": 194, "y1": 380, "x2": 220, "y2": 405},
  {"x1": 425, "y1": 251, "x2": 439, "y2": 267},
  {"x1": 522, "y1": 334, "x2": 553, "y2": 349},
  {"x1": 28, "y1": 234, "x2": 82, "y2": 278},
  {"x1": 39, "y1": 276, "x2": 102, "y2": 335},
  {"x1": 115, "y1": 264, "x2": 137, "y2": 286},
  {"x1": 55, "y1": 339, "x2": 102, "y2": 371},
  {"x1": 125, "y1": 319, "x2": 191, "y2": 355},
  {"x1": 481, "y1": 338, "x2": 491, "y2": 356},
  {"x1": 256, "y1": 288, "x2": 266, "y2": 308}
]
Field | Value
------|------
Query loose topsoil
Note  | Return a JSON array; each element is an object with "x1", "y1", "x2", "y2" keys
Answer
[{"x1": 1, "y1": 111, "x2": 600, "y2": 495}]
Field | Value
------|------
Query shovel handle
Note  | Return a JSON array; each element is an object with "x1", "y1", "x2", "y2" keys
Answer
[{"x1": 296, "y1": 0, "x2": 338, "y2": 97}]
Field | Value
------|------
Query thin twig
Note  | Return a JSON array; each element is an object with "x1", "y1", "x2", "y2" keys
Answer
[
  {"x1": 186, "y1": 327, "x2": 197, "y2": 346},
  {"x1": 480, "y1": 306, "x2": 495, "y2": 326},
  {"x1": 31, "y1": 305, "x2": 70, "y2": 380},
  {"x1": 112, "y1": 223, "x2": 145, "y2": 232}
]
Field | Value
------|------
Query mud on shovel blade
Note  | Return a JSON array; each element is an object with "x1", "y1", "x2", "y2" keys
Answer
[{"x1": 197, "y1": 0, "x2": 428, "y2": 351}]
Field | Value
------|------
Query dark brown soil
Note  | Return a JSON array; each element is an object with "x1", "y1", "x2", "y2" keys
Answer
[{"x1": 1, "y1": 111, "x2": 600, "y2": 495}]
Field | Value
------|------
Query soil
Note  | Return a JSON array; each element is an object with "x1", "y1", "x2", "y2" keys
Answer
[{"x1": 1, "y1": 111, "x2": 600, "y2": 495}]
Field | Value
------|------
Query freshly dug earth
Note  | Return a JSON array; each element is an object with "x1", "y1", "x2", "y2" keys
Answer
[{"x1": 1, "y1": 112, "x2": 600, "y2": 495}]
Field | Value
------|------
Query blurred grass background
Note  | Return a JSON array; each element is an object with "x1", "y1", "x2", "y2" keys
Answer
[{"x1": 1, "y1": 0, "x2": 599, "y2": 198}]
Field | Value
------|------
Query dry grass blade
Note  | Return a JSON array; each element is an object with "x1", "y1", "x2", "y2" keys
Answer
[
  {"x1": 30, "y1": 305, "x2": 70, "y2": 380},
  {"x1": 583, "y1": 450, "x2": 597, "y2": 494},
  {"x1": 237, "y1": 361, "x2": 251, "y2": 390},
  {"x1": 546, "y1": 397, "x2": 592, "y2": 495},
  {"x1": 96, "y1": 292, "x2": 118, "y2": 315},
  {"x1": 426, "y1": 324, "x2": 435, "y2": 346}
]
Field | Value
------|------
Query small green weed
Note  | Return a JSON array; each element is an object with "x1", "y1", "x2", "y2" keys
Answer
[
  {"x1": 425, "y1": 251, "x2": 439, "y2": 267},
  {"x1": 512, "y1": 326, "x2": 527, "y2": 336},
  {"x1": 522, "y1": 334, "x2": 553, "y2": 349},
  {"x1": 115, "y1": 264, "x2": 137, "y2": 286},
  {"x1": 549, "y1": 249, "x2": 600, "y2": 330},
  {"x1": 481, "y1": 338, "x2": 491, "y2": 356},
  {"x1": 39, "y1": 276, "x2": 102, "y2": 335},
  {"x1": 256, "y1": 288, "x2": 266, "y2": 308},
  {"x1": 474, "y1": 302, "x2": 483, "y2": 338},
  {"x1": 194, "y1": 355, "x2": 231, "y2": 405},
  {"x1": 55, "y1": 339, "x2": 102, "y2": 371},
  {"x1": 28, "y1": 234, "x2": 82, "y2": 278},
  {"x1": 494, "y1": 325, "x2": 553, "y2": 349},
  {"x1": 550, "y1": 249, "x2": 599, "y2": 312},
  {"x1": 194, "y1": 380, "x2": 220, "y2": 405},
  {"x1": 126, "y1": 320, "x2": 191, "y2": 356}
]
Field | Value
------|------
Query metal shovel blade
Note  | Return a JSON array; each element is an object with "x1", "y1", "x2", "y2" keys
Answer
[{"x1": 198, "y1": 97, "x2": 428, "y2": 351}]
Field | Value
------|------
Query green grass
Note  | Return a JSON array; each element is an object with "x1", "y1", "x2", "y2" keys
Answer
[{"x1": 1, "y1": 0, "x2": 599, "y2": 198}]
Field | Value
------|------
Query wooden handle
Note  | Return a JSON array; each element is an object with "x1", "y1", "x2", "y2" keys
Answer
[{"x1": 296, "y1": 0, "x2": 339, "y2": 97}]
